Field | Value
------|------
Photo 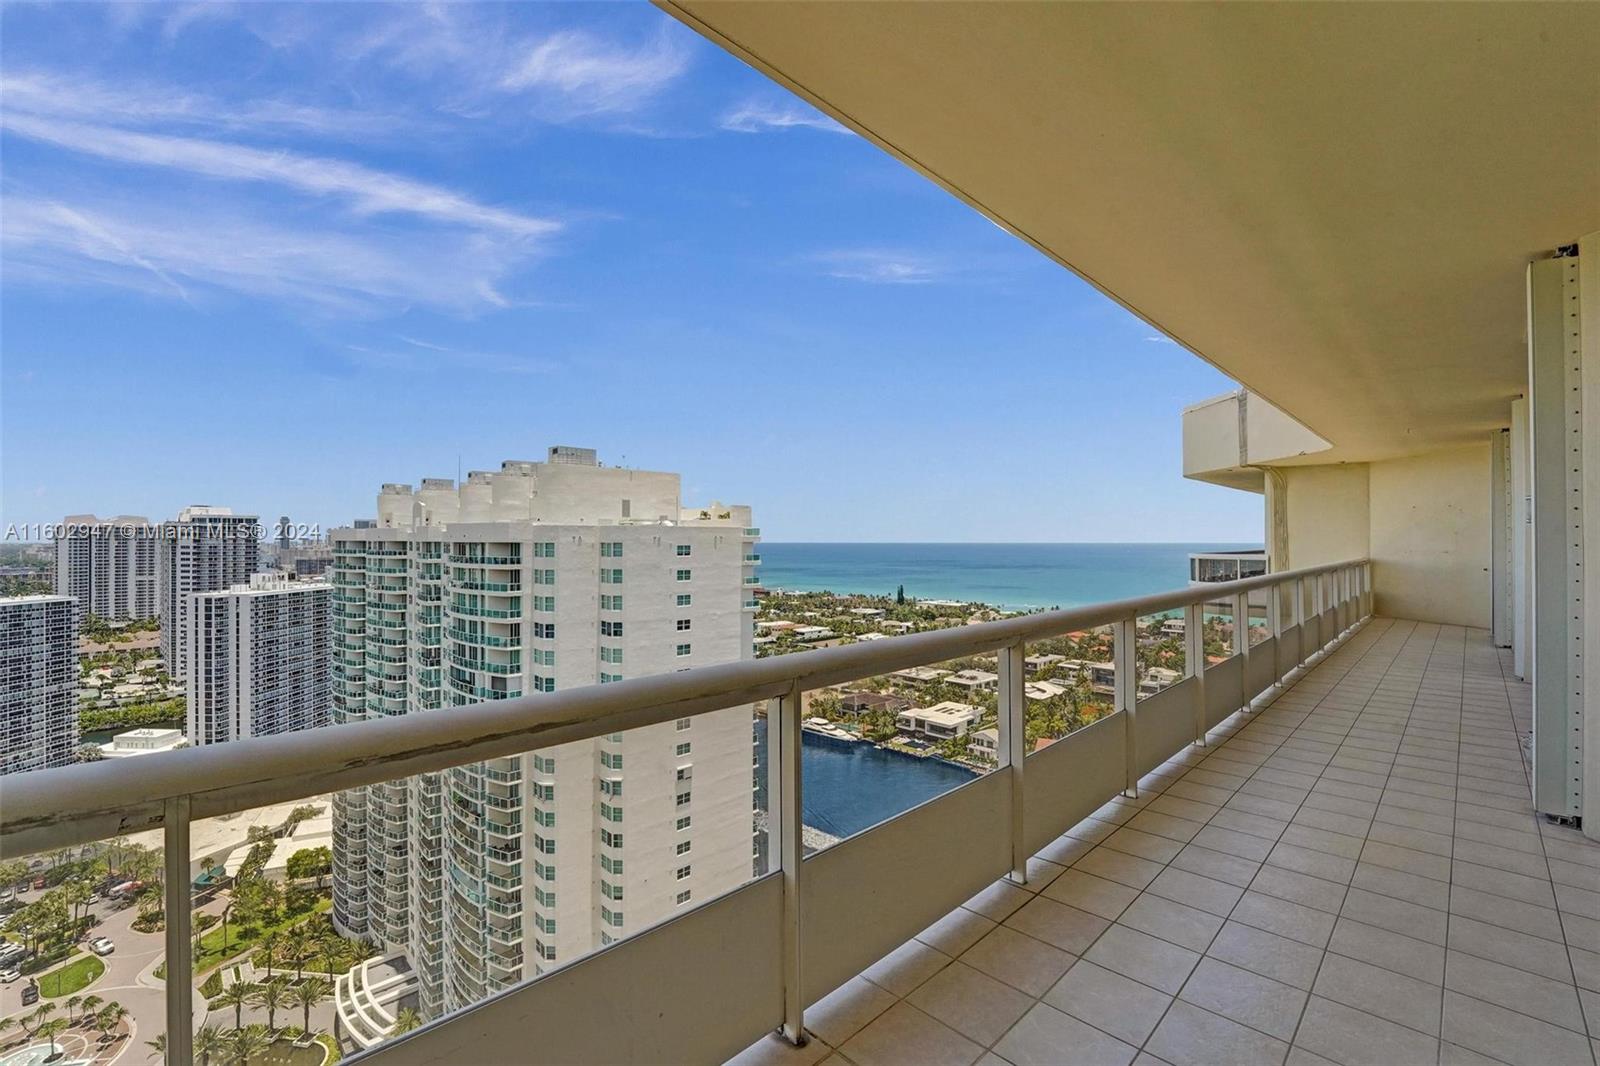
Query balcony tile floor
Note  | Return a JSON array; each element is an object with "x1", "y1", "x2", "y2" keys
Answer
[{"x1": 729, "y1": 618, "x2": 1600, "y2": 1066}]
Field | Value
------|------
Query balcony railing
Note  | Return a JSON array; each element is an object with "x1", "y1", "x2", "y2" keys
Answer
[{"x1": 0, "y1": 558, "x2": 1369, "y2": 1066}]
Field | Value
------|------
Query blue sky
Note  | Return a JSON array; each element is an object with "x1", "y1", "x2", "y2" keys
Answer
[{"x1": 0, "y1": 2, "x2": 1259, "y2": 543}]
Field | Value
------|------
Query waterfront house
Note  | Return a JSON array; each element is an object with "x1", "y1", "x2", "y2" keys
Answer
[
  {"x1": 967, "y1": 728, "x2": 999, "y2": 760},
  {"x1": 840, "y1": 692, "x2": 912, "y2": 716},
  {"x1": 890, "y1": 665, "x2": 951, "y2": 688},
  {"x1": 894, "y1": 701, "x2": 981, "y2": 740}
]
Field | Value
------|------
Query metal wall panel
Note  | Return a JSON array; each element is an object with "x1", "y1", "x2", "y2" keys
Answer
[
  {"x1": 801, "y1": 770, "x2": 1010, "y2": 1003},
  {"x1": 1136, "y1": 678, "x2": 1196, "y2": 776},
  {"x1": 1247, "y1": 637, "x2": 1278, "y2": 700},
  {"x1": 1021, "y1": 712, "x2": 1126, "y2": 855},
  {"x1": 1277, "y1": 624, "x2": 1302, "y2": 677},
  {"x1": 367, "y1": 874, "x2": 785, "y2": 1066},
  {"x1": 1205, "y1": 654, "x2": 1244, "y2": 728}
]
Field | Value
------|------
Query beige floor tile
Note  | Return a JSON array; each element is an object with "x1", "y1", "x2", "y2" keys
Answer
[
  {"x1": 993, "y1": 1003, "x2": 1138, "y2": 1066},
  {"x1": 805, "y1": 975, "x2": 900, "y2": 1047},
  {"x1": 1312, "y1": 952, "x2": 1442, "y2": 1035},
  {"x1": 1169, "y1": 843, "x2": 1262, "y2": 888},
  {"x1": 1326, "y1": 917, "x2": 1444, "y2": 984},
  {"x1": 1044, "y1": 958, "x2": 1172, "y2": 1046},
  {"x1": 1043, "y1": 868, "x2": 1141, "y2": 921},
  {"x1": 1145, "y1": 1001, "x2": 1290, "y2": 1066},
  {"x1": 1103, "y1": 826, "x2": 1188, "y2": 864},
  {"x1": 1085, "y1": 923, "x2": 1202, "y2": 995},
  {"x1": 1179, "y1": 957, "x2": 1308, "y2": 1041},
  {"x1": 1119, "y1": 892, "x2": 1226, "y2": 954},
  {"x1": 908, "y1": 960, "x2": 1034, "y2": 1047},
  {"x1": 1340, "y1": 886, "x2": 1447, "y2": 945},
  {"x1": 862, "y1": 937, "x2": 952, "y2": 998},
  {"x1": 726, "y1": 1032, "x2": 834, "y2": 1066},
  {"x1": 1004, "y1": 895, "x2": 1110, "y2": 955},
  {"x1": 1249, "y1": 865, "x2": 1348, "y2": 915},
  {"x1": 1441, "y1": 990, "x2": 1594, "y2": 1066},
  {"x1": 966, "y1": 879, "x2": 1036, "y2": 922},
  {"x1": 839, "y1": 1001, "x2": 983, "y2": 1066},
  {"x1": 960, "y1": 924, "x2": 1074, "y2": 997},
  {"x1": 1076, "y1": 845, "x2": 1166, "y2": 890},
  {"x1": 1206, "y1": 921, "x2": 1325, "y2": 991},
  {"x1": 1147, "y1": 867, "x2": 1245, "y2": 918},
  {"x1": 1443, "y1": 950, "x2": 1586, "y2": 1032},
  {"x1": 1295, "y1": 996, "x2": 1439, "y2": 1065},
  {"x1": 1232, "y1": 890, "x2": 1338, "y2": 948},
  {"x1": 919, "y1": 907, "x2": 999, "y2": 957}
]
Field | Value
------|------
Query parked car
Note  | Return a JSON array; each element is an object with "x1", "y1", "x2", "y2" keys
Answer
[
  {"x1": 89, "y1": 936, "x2": 115, "y2": 956},
  {"x1": 20, "y1": 983, "x2": 38, "y2": 1005},
  {"x1": 0, "y1": 969, "x2": 19, "y2": 984},
  {"x1": 29, "y1": 879, "x2": 45, "y2": 891}
]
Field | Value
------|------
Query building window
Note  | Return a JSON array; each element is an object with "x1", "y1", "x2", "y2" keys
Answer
[
  {"x1": 676, "y1": 890, "x2": 691, "y2": 905},
  {"x1": 536, "y1": 914, "x2": 555, "y2": 934},
  {"x1": 601, "y1": 568, "x2": 623, "y2": 584},
  {"x1": 675, "y1": 717, "x2": 692, "y2": 731},
  {"x1": 675, "y1": 742, "x2": 691, "y2": 756},
  {"x1": 533, "y1": 808, "x2": 555, "y2": 827},
  {"x1": 535, "y1": 861, "x2": 556, "y2": 881},
  {"x1": 601, "y1": 803, "x2": 623, "y2": 823},
  {"x1": 676, "y1": 593, "x2": 692, "y2": 607},
  {"x1": 675, "y1": 865, "x2": 691, "y2": 880},
  {"x1": 675, "y1": 619, "x2": 691, "y2": 631},
  {"x1": 534, "y1": 835, "x2": 556, "y2": 854},
  {"x1": 534, "y1": 886, "x2": 555, "y2": 907},
  {"x1": 533, "y1": 569, "x2": 556, "y2": 584},
  {"x1": 676, "y1": 815, "x2": 691, "y2": 831},
  {"x1": 601, "y1": 751, "x2": 623, "y2": 770},
  {"x1": 602, "y1": 881, "x2": 623, "y2": 901},
  {"x1": 676, "y1": 791, "x2": 691, "y2": 807},
  {"x1": 532, "y1": 754, "x2": 553, "y2": 773},
  {"x1": 676, "y1": 643, "x2": 691, "y2": 657},
  {"x1": 676, "y1": 840, "x2": 691, "y2": 855},
  {"x1": 675, "y1": 544, "x2": 691, "y2": 557},
  {"x1": 601, "y1": 620, "x2": 623, "y2": 637},
  {"x1": 532, "y1": 675, "x2": 555, "y2": 692},
  {"x1": 675, "y1": 766, "x2": 692, "y2": 781},
  {"x1": 600, "y1": 672, "x2": 623, "y2": 684},
  {"x1": 600, "y1": 594, "x2": 622, "y2": 610},
  {"x1": 533, "y1": 622, "x2": 555, "y2": 639},
  {"x1": 600, "y1": 541, "x2": 623, "y2": 558},
  {"x1": 536, "y1": 940, "x2": 557, "y2": 961},
  {"x1": 533, "y1": 542, "x2": 556, "y2": 558},
  {"x1": 533, "y1": 783, "x2": 555, "y2": 801},
  {"x1": 601, "y1": 646, "x2": 623, "y2": 664},
  {"x1": 600, "y1": 778, "x2": 622, "y2": 797},
  {"x1": 675, "y1": 569, "x2": 691, "y2": 582},
  {"x1": 600, "y1": 828, "x2": 623, "y2": 848}
]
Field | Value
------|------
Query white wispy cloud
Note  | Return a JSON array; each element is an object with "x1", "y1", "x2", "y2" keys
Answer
[
  {"x1": 813, "y1": 249, "x2": 948, "y2": 285},
  {"x1": 720, "y1": 99, "x2": 849, "y2": 136},
  {"x1": 0, "y1": 70, "x2": 408, "y2": 140},
  {"x1": 344, "y1": 335, "x2": 559, "y2": 376},
  {"x1": 1145, "y1": 335, "x2": 1179, "y2": 345},
  {"x1": 1, "y1": 194, "x2": 529, "y2": 314},
  {"x1": 1, "y1": 113, "x2": 557, "y2": 239},
  {"x1": 498, "y1": 28, "x2": 692, "y2": 119}
]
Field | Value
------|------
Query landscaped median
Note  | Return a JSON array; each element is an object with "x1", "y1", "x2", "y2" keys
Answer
[{"x1": 37, "y1": 952, "x2": 105, "y2": 997}]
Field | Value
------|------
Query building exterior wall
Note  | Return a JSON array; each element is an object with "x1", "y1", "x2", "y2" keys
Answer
[
  {"x1": 158, "y1": 508, "x2": 261, "y2": 675},
  {"x1": 187, "y1": 576, "x2": 331, "y2": 746},
  {"x1": 1278, "y1": 464, "x2": 1371, "y2": 569},
  {"x1": 52, "y1": 516, "x2": 158, "y2": 621},
  {"x1": 0, "y1": 595, "x2": 79, "y2": 775},
  {"x1": 330, "y1": 453, "x2": 758, "y2": 1021},
  {"x1": 1369, "y1": 444, "x2": 1490, "y2": 628}
]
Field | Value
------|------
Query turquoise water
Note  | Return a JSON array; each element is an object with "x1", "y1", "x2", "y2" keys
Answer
[{"x1": 758, "y1": 542, "x2": 1260, "y2": 610}]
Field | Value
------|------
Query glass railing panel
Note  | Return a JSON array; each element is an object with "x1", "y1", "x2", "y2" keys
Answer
[{"x1": 1133, "y1": 612, "x2": 1185, "y2": 701}]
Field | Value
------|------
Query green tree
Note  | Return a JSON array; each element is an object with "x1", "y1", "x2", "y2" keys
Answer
[
  {"x1": 80, "y1": 994, "x2": 104, "y2": 1021},
  {"x1": 214, "y1": 979, "x2": 258, "y2": 1030},
  {"x1": 293, "y1": 977, "x2": 331, "y2": 1033},
  {"x1": 144, "y1": 1032, "x2": 167, "y2": 1062},
  {"x1": 226, "y1": 1023, "x2": 273, "y2": 1066},
  {"x1": 66, "y1": 993, "x2": 83, "y2": 1024},
  {"x1": 392, "y1": 1006, "x2": 423, "y2": 1035},
  {"x1": 284, "y1": 846, "x2": 332, "y2": 888},
  {"x1": 36, "y1": 1017, "x2": 70, "y2": 1057},
  {"x1": 94, "y1": 1001, "x2": 129, "y2": 1043},
  {"x1": 195, "y1": 1024, "x2": 226, "y2": 1066},
  {"x1": 253, "y1": 975, "x2": 293, "y2": 1031}
]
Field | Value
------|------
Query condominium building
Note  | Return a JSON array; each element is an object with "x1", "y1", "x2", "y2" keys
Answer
[
  {"x1": 186, "y1": 574, "x2": 332, "y2": 747},
  {"x1": 52, "y1": 515, "x2": 158, "y2": 621},
  {"x1": 157, "y1": 506, "x2": 260, "y2": 675},
  {"x1": 0, "y1": 595, "x2": 79, "y2": 775},
  {"x1": 329, "y1": 448, "x2": 759, "y2": 1026}
]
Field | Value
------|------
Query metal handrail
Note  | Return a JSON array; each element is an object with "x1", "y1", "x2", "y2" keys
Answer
[{"x1": 0, "y1": 557, "x2": 1362, "y2": 858}]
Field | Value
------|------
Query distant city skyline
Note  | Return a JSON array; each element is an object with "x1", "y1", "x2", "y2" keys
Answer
[{"x1": 0, "y1": 2, "x2": 1259, "y2": 542}]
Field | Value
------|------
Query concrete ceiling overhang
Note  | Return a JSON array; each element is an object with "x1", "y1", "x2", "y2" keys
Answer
[{"x1": 662, "y1": 1, "x2": 1600, "y2": 463}]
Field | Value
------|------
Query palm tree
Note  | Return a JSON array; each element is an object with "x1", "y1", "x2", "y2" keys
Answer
[
  {"x1": 391, "y1": 1007, "x2": 423, "y2": 1035},
  {"x1": 255, "y1": 932, "x2": 281, "y2": 979},
  {"x1": 80, "y1": 994, "x2": 104, "y2": 1021},
  {"x1": 0, "y1": 1015, "x2": 18, "y2": 1046},
  {"x1": 292, "y1": 978, "x2": 331, "y2": 1033},
  {"x1": 227, "y1": 1023, "x2": 272, "y2": 1066},
  {"x1": 214, "y1": 979, "x2": 258, "y2": 1030},
  {"x1": 23, "y1": 1002, "x2": 58, "y2": 1036},
  {"x1": 36, "y1": 1017, "x2": 70, "y2": 1057},
  {"x1": 95, "y1": 1002, "x2": 129, "y2": 1043},
  {"x1": 66, "y1": 994, "x2": 83, "y2": 1024},
  {"x1": 195, "y1": 1024, "x2": 226, "y2": 1066},
  {"x1": 284, "y1": 926, "x2": 313, "y2": 983},
  {"x1": 144, "y1": 1032, "x2": 167, "y2": 1062},
  {"x1": 252, "y1": 976, "x2": 293, "y2": 1032}
]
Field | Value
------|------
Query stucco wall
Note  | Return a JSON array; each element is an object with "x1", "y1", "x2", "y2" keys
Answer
[
  {"x1": 1368, "y1": 444, "x2": 1490, "y2": 627},
  {"x1": 1281, "y1": 464, "x2": 1371, "y2": 569}
]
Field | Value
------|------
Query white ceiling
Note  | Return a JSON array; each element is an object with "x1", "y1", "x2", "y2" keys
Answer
[{"x1": 664, "y1": 1, "x2": 1600, "y2": 462}]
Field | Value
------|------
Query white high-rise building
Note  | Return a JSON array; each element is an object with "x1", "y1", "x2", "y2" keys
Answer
[
  {"x1": 187, "y1": 574, "x2": 332, "y2": 747},
  {"x1": 158, "y1": 507, "x2": 260, "y2": 675},
  {"x1": 0, "y1": 595, "x2": 79, "y2": 775},
  {"x1": 329, "y1": 449, "x2": 760, "y2": 1023},
  {"x1": 52, "y1": 515, "x2": 158, "y2": 621}
]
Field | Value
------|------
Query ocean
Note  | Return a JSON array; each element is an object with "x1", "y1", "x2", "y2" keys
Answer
[{"x1": 757, "y1": 542, "x2": 1260, "y2": 611}]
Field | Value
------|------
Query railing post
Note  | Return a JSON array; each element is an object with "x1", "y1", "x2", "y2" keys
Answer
[
  {"x1": 1115, "y1": 617, "x2": 1139, "y2": 797},
  {"x1": 1268, "y1": 582, "x2": 1285, "y2": 690},
  {"x1": 164, "y1": 795, "x2": 193, "y2": 1066},
  {"x1": 997, "y1": 642, "x2": 1027, "y2": 884},
  {"x1": 1233, "y1": 590, "x2": 1251, "y2": 712},
  {"x1": 1185, "y1": 603, "x2": 1207, "y2": 746},
  {"x1": 776, "y1": 682, "x2": 806, "y2": 1046},
  {"x1": 1362, "y1": 561, "x2": 1374, "y2": 619}
]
